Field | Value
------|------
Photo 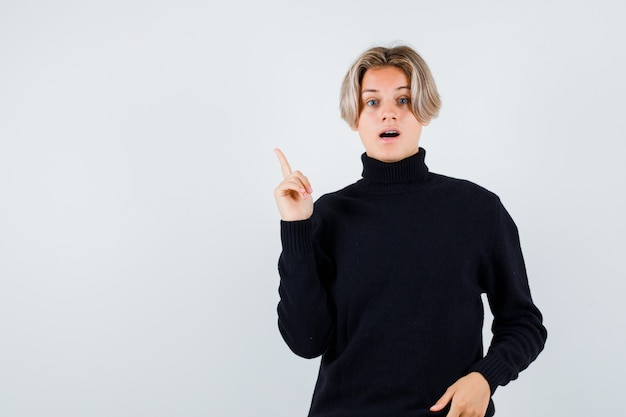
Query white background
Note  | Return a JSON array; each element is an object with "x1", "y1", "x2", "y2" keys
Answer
[{"x1": 1, "y1": 1, "x2": 624, "y2": 416}]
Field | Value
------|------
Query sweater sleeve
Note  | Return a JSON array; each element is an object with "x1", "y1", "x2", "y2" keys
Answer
[
  {"x1": 470, "y1": 200, "x2": 548, "y2": 393},
  {"x1": 276, "y1": 218, "x2": 335, "y2": 359}
]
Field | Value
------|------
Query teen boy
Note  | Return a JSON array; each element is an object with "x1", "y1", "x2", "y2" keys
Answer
[{"x1": 273, "y1": 44, "x2": 547, "y2": 417}]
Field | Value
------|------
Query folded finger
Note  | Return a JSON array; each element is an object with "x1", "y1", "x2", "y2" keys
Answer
[
  {"x1": 289, "y1": 170, "x2": 313, "y2": 194},
  {"x1": 275, "y1": 178, "x2": 309, "y2": 199}
]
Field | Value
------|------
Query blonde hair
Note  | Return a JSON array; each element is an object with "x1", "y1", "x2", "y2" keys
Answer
[{"x1": 340, "y1": 44, "x2": 441, "y2": 129}]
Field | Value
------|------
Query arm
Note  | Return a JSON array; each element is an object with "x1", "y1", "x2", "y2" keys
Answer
[
  {"x1": 431, "y1": 199, "x2": 547, "y2": 416},
  {"x1": 277, "y1": 219, "x2": 335, "y2": 358},
  {"x1": 470, "y1": 200, "x2": 548, "y2": 392},
  {"x1": 273, "y1": 149, "x2": 335, "y2": 358}
]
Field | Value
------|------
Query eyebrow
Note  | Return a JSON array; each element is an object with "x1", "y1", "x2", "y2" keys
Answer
[{"x1": 361, "y1": 86, "x2": 411, "y2": 94}]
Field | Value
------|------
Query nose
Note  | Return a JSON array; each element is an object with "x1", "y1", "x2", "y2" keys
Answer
[
  {"x1": 382, "y1": 111, "x2": 397, "y2": 122},
  {"x1": 381, "y1": 104, "x2": 397, "y2": 122}
]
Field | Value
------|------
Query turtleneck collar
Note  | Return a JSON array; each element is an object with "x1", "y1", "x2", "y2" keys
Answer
[{"x1": 359, "y1": 148, "x2": 430, "y2": 193}]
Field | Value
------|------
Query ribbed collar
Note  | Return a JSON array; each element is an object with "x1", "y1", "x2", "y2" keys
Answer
[{"x1": 359, "y1": 148, "x2": 430, "y2": 193}]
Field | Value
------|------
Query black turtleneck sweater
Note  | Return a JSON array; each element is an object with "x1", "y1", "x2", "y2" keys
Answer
[{"x1": 277, "y1": 149, "x2": 547, "y2": 417}]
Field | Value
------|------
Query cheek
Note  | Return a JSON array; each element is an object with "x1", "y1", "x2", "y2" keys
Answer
[
  {"x1": 355, "y1": 114, "x2": 369, "y2": 131},
  {"x1": 359, "y1": 110, "x2": 377, "y2": 124}
]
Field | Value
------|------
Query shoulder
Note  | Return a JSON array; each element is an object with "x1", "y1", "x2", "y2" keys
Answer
[
  {"x1": 430, "y1": 172, "x2": 501, "y2": 203},
  {"x1": 312, "y1": 182, "x2": 361, "y2": 216},
  {"x1": 425, "y1": 172, "x2": 509, "y2": 232}
]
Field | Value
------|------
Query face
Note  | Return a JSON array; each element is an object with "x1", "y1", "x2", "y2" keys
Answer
[{"x1": 355, "y1": 66, "x2": 426, "y2": 163}]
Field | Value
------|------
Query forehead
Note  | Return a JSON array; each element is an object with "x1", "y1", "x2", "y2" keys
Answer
[{"x1": 361, "y1": 66, "x2": 410, "y2": 91}]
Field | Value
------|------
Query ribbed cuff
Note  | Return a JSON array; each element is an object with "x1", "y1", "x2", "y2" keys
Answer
[
  {"x1": 280, "y1": 219, "x2": 313, "y2": 253},
  {"x1": 469, "y1": 354, "x2": 510, "y2": 394}
]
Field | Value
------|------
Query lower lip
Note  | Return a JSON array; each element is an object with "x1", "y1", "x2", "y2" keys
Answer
[{"x1": 379, "y1": 136, "x2": 399, "y2": 144}]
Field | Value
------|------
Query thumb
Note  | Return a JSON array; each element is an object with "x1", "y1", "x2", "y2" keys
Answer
[{"x1": 430, "y1": 387, "x2": 454, "y2": 412}]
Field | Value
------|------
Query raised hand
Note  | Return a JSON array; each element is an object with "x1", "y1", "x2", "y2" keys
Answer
[{"x1": 273, "y1": 148, "x2": 314, "y2": 221}]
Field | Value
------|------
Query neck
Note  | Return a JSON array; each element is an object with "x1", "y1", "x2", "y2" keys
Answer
[{"x1": 359, "y1": 148, "x2": 430, "y2": 193}]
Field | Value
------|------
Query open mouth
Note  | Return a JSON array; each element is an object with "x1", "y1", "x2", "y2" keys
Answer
[{"x1": 379, "y1": 130, "x2": 400, "y2": 138}]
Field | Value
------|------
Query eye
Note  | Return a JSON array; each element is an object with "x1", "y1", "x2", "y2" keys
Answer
[
  {"x1": 365, "y1": 99, "x2": 378, "y2": 107},
  {"x1": 398, "y1": 97, "x2": 410, "y2": 105}
]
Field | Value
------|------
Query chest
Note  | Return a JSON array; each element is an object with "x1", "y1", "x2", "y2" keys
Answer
[{"x1": 323, "y1": 194, "x2": 488, "y2": 305}]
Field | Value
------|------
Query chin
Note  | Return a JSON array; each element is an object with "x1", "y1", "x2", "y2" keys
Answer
[
  {"x1": 373, "y1": 153, "x2": 402, "y2": 163},
  {"x1": 374, "y1": 149, "x2": 415, "y2": 163}
]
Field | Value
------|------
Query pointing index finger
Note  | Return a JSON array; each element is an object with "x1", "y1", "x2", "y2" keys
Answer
[{"x1": 274, "y1": 148, "x2": 292, "y2": 178}]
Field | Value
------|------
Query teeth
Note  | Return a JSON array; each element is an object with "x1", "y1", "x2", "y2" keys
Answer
[{"x1": 380, "y1": 130, "x2": 399, "y2": 138}]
